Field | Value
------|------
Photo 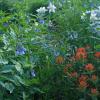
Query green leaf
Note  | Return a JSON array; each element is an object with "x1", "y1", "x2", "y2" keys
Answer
[
  {"x1": 0, "y1": 57, "x2": 8, "y2": 64},
  {"x1": 25, "y1": 78, "x2": 40, "y2": 85},
  {"x1": 0, "y1": 81, "x2": 5, "y2": 87},
  {"x1": 11, "y1": 60, "x2": 23, "y2": 74},
  {"x1": 14, "y1": 75, "x2": 29, "y2": 86},
  {"x1": 4, "y1": 83, "x2": 15, "y2": 93},
  {"x1": 0, "y1": 65, "x2": 14, "y2": 74},
  {"x1": 15, "y1": 62, "x2": 23, "y2": 74},
  {"x1": 33, "y1": 87, "x2": 44, "y2": 93},
  {"x1": 95, "y1": 44, "x2": 100, "y2": 49},
  {"x1": 0, "y1": 75, "x2": 20, "y2": 86},
  {"x1": 15, "y1": 75, "x2": 39, "y2": 86}
]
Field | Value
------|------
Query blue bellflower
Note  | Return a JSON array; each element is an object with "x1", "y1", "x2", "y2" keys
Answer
[
  {"x1": 37, "y1": 18, "x2": 45, "y2": 24},
  {"x1": 3, "y1": 22, "x2": 9, "y2": 27},
  {"x1": 31, "y1": 70, "x2": 36, "y2": 77},
  {"x1": 39, "y1": 19, "x2": 45, "y2": 24},
  {"x1": 16, "y1": 46, "x2": 26, "y2": 55}
]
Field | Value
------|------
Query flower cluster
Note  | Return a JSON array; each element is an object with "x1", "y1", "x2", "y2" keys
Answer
[
  {"x1": 62, "y1": 46, "x2": 100, "y2": 98},
  {"x1": 94, "y1": 52, "x2": 100, "y2": 58},
  {"x1": 16, "y1": 46, "x2": 26, "y2": 55},
  {"x1": 36, "y1": 7, "x2": 47, "y2": 14},
  {"x1": 90, "y1": 6, "x2": 100, "y2": 36},
  {"x1": 36, "y1": 2, "x2": 56, "y2": 14},
  {"x1": 75, "y1": 47, "x2": 87, "y2": 60}
]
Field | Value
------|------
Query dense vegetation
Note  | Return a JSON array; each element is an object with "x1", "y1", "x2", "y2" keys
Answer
[{"x1": 0, "y1": 0, "x2": 100, "y2": 100}]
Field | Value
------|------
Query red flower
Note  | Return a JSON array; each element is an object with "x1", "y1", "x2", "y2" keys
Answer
[
  {"x1": 79, "y1": 81, "x2": 88, "y2": 88},
  {"x1": 76, "y1": 52, "x2": 87, "y2": 60},
  {"x1": 91, "y1": 88, "x2": 98, "y2": 95},
  {"x1": 94, "y1": 52, "x2": 100, "y2": 58},
  {"x1": 85, "y1": 64, "x2": 94, "y2": 71},
  {"x1": 78, "y1": 75, "x2": 89, "y2": 89},
  {"x1": 70, "y1": 72, "x2": 78, "y2": 77},
  {"x1": 79, "y1": 75, "x2": 88, "y2": 82},
  {"x1": 77, "y1": 48, "x2": 86, "y2": 53},
  {"x1": 91, "y1": 75, "x2": 97, "y2": 81},
  {"x1": 75, "y1": 48, "x2": 87, "y2": 60}
]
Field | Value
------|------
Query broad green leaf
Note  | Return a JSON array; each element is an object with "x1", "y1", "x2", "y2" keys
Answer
[
  {"x1": 11, "y1": 60, "x2": 23, "y2": 74},
  {"x1": 95, "y1": 44, "x2": 100, "y2": 49},
  {"x1": 4, "y1": 83, "x2": 15, "y2": 93},
  {"x1": 0, "y1": 58, "x2": 8, "y2": 64},
  {"x1": 15, "y1": 62, "x2": 23, "y2": 74}
]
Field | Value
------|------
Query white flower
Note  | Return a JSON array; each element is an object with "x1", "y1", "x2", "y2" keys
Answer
[
  {"x1": 98, "y1": 6, "x2": 100, "y2": 9},
  {"x1": 90, "y1": 10, "x2": 98, "y2": 21},
  {"x1": 47, "y1": 2, "x2": 56, "y2": 13},
  {"x1": 36, "y1": 7, "x2": 47, "y2": 14},
  {"x1": 90, "y1": 6, "x2": 100, "y2": 36},
  {"x1": 48, "y1": 20, "x2": 53, "y2": 27},
  {"x1": 34, "y1": 22, "x2": 39, "y2": 26}
]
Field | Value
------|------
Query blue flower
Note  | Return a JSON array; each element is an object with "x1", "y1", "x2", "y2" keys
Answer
[
  {"x1": 16, "y1": 46, "x2": 26, "y2": 55},
  {"x1": 90, "y1": 2, "x2": 95, "y2": 8},
  {"x1": 37, "y1": 18, "x2": 45, "y2": 24},
  {"x1": 3, "y1": 22, "x2": 9, "y2": 27},
  {"x1": 31, "y1": 70, "x2": 36, "y2": 77},
  {"x1": 96, "y1": 12, "x2": 100, "y2": 18},
  {"x1": 39, "y1": 19, "x2": 45, "y2": 24},
  {"x1": 34, "y1": 28, "x2": 41, "y2": 32},
  {"x1": 85, "y1": 10, "x2": 91, "y2": 15},
  {"x1": 54, "y1": 51, "x2": 60, "y2": 56},
  {"x1": 68, "y1": 31, "x2": 78, "y2": 40}
]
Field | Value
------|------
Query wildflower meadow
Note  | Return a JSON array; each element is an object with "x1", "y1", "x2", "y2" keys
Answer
[{"x1": 0, "y1": 0, "x2": 100, "y2": 100}]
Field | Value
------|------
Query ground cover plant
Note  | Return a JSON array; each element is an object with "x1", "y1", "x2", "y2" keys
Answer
[{"x1": 0, "y1": 0, "x2": 100, "y2": 100}]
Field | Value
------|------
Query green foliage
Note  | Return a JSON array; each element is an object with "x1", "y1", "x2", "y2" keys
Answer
[{"x1": 0, "y1": 0, "x2": 100, "y2": 100}]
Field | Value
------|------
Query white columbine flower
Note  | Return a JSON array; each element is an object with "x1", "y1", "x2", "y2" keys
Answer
[
  {"x1": 47, "y1": 2, "x2": 56, "y2": 13},
  {"x1": 98, "y1": 6, "x2": 100, "y2": 10},
  {"x1": 36, "y1": 7, "x2": 47, "y2": 14},
  {"x1": 90, "y1": 10, "x2": 98, "y2": 21}
]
